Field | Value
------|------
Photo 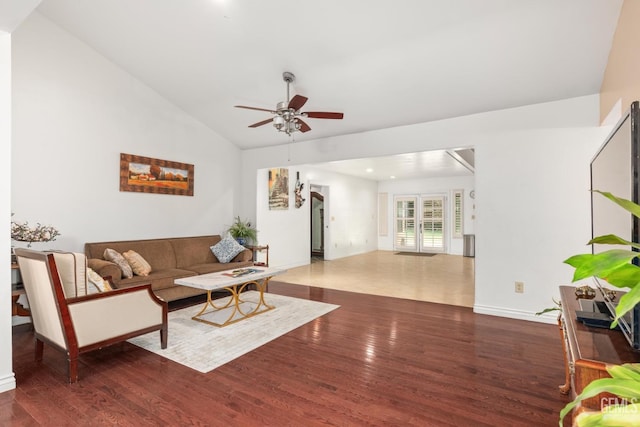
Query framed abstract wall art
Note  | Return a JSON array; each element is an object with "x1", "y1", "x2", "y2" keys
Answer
[
  {"x1": 268, "y1": 168, "x2": 289, "y2": 210},
  {"x1": 119, "y1": 153, "x2": 194, "y2": 196}
]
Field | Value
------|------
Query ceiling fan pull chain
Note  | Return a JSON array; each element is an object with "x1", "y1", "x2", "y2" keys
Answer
[
  {"x1": 283, "y1": 71, "x2": 295, "y2": 104},
  {"x1": 286, "y1": 78, "x2": 290, "y2": 104}
]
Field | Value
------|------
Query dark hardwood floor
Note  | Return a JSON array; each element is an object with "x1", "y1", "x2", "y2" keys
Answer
[{"x1": 3, "y1": 282, "x2": 570, "y2": 426}]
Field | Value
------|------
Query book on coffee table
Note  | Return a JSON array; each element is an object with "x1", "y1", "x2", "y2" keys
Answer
[{"x1": 222, "y1": 268, "x2": 262, "y2": 278}]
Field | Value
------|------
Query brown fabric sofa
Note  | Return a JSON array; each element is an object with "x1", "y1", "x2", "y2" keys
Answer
[{"x1": 85, "y1": 235, "x2": 253, "y2": 302}]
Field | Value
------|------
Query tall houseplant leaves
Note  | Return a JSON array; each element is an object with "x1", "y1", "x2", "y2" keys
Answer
[
  {"x1": 565, "y1": 250, "x2": 640, "y2": 284},
  {"x1": 559, "y1": 365, "x2": 640, "y2": 426},
  {"x1": 560, "y1": 192, "x2": 640, "y2": 426},
  {"x1": 594, "y1": 190, "x2": 640, "y2": 219}
]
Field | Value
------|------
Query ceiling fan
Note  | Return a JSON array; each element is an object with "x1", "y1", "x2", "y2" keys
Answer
[{"x1": 235, "y1": 71, "x2": 344, "y2": 136}]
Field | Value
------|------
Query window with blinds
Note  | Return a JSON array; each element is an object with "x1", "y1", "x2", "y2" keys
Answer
[{"x1": 453, "y1": 190, "x2": 463, "y2": 238}]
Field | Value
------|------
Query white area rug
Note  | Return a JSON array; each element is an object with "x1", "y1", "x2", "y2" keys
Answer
[{"x1": 128, "y1": 291, "x2": 339, "y2": 373}]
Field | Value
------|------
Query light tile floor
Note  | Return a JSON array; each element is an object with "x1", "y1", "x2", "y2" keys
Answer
[{"x1": 277, "y1": 250, "x2": 475, "y2": 307}]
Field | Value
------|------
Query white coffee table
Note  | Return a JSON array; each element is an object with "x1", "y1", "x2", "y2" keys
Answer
[{"x1": 174, "y1": 267, "x2": 286, "y2": 327}]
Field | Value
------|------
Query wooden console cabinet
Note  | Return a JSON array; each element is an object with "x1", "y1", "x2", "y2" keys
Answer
[{"x1": 558, "y1": 285, "x2": 640, "y2": 417}]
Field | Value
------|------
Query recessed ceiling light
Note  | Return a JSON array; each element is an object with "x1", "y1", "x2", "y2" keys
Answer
[
  {"x1": 390, "y1": 175, "x2": 396, "y2": 179},
  {"x1": 366, "y1": 168, "x2": 373, "y2": 173}
]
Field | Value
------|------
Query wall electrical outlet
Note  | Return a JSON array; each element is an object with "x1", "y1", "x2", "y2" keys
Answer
[{"x1": 515, "y1": 281, "x2": 525, "y2": 293}]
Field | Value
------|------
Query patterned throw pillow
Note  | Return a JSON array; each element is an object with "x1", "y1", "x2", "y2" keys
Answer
[
  {"x1": 210, "y1": 235, "x2": 246, "y2": 263},
  {"x1": 103, "y1": 248, "x2": 134, "y2": 279},
  {"x1": 123, "y1": 250, "x2": 152, "y2": 276}
]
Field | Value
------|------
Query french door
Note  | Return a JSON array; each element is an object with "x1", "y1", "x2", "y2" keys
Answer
[{"x1": 394, "y1": 195, "x2": 446, "y2": 253}]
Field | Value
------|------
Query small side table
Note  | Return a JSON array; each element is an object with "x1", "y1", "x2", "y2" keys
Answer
[
  {"x1": 11, "y1": 263, "x2": 30, "y2": 317},
  {"x1": 246, "y1": 244, "x2": 269, "y2": 267}
]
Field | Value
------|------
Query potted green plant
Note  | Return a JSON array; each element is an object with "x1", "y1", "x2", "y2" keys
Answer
[
  {"x1": 227, "y1": 216, "x2": 257, "y2": 246},
  {"x1": 560, "y1": 191, "x2": 640, "y2": 426}
]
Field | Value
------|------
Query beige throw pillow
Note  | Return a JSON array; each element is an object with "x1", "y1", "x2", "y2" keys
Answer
[
  {"x1": 87, "y1": 267, "x2": 112, "y2": 292},
  {"x1": 122, "y1": 250, "x2": 152, "y2": 276},
  {"x1": 103, "y1": 248, "x2": 133, "y2": 279}
]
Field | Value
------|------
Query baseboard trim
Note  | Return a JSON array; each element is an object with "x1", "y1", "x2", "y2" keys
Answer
[
  {"x1": 0, "y1": 372, "x2": 16, "y2": 393},
  {"x1": 278, "y1": 260, "x2": 309, "y2": 270},
  {"x1": 12, "y1": 316, "x2": 31, "y2": 327},
  {"x1": 473, "y1": 304, "x2": 557, "y2": 325}
]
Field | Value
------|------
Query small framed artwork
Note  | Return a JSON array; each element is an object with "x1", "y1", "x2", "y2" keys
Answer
[
  {"x1": 268, "y1": 168, "x2": 289, "y2": 210},
  {"x1": 120, "y1": 153, "x2": 194, "y2": 196}
]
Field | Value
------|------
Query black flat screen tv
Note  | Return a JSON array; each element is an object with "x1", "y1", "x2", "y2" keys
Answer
[{"x1": 590, "y1": 100, "x2": 640, "y2": 350}]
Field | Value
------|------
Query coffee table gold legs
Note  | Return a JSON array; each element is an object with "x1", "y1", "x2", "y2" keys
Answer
[{"x1": 192, "y1": 277, "x2": 275, "y2": 327}]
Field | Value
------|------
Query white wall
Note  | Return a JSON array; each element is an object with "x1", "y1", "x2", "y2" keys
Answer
[
  {"x1": 11, "y1": 12, "x2": 242, "y2": 253},
  {"x1": 0, "y1": 30, "x2": 16, "y2": 394},
  {"x1": 242, "y1": 95, "x2": 610, "y2": 323},
  {"x1": 256, "y1": 165, "x2": 378, "y2": 268},
  {"x1": 474, "y1": 127, "x2": 607, "y2": 322},
  {"x1": 377, "y1": 175, "x2": 475, "y2": 254}
]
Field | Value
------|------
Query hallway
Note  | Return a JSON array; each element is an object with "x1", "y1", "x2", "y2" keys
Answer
[{"x1": 277, "y1": 250, "x2": 475, "y2": 307}]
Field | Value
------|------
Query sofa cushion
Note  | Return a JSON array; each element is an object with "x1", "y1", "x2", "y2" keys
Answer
[
  {"x1": 104, "y1": 248, "x2": 134, "y2": 279},
  {"x1": 171, "y1": 235, "x2": 220, "y2": 268},
  {"x1": 184, "y1": 261, "x2": 253, "y2": 275},
  {"x1": 87, "y1": 258, "x2": 123, "y2": 282},
  {"x1": 210, "y1": 235, "x2": 246, "y2": 263},
  {"x1": 114, "y1": 268, "x2": 197, "y2": 291},
  {"x1": 123, "y1": 250, "x2": 152, "y2": 276}
]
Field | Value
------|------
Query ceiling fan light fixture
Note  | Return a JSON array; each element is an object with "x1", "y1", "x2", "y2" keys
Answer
[{"x1": 273, "y1": 115, "x2": 284, "y2": 130}]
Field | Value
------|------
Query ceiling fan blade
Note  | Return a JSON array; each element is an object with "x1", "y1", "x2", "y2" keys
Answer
[
  {"x1": 304, "y1": 111, "x2": 344, "y2": 120},
  {"x1": 297, "y1": 119, "x2": 311, "y2": 133},
  {"x1": 249, "y1": 118, "x2": 273, "y2": 128},
  {"x1": 235, "y1": 105, "x2": 276, "y2": 114},
  {"x1": 288, "y1": 95, "x2": 308, "y2": 111}
]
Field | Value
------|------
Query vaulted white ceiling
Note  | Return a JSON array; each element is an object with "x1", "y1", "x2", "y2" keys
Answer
[{"x1": 34, "y1": 0, "x2": 622, "y2": 154}]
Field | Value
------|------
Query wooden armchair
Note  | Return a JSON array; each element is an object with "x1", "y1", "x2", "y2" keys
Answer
[{"x1": 14, "y1": 248, "x2": 168, "y2": 383}]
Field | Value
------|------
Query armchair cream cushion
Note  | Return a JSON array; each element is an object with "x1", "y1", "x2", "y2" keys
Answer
[
  {"x1": 67, "y1": 287, "x2": 165, "y2": 347},
  {"x1": 51, "y1": 251, "x2": 112, "y2": 296},
  {"x1": 51, "y1": 251, "x2": 89, "y2": 298}
]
